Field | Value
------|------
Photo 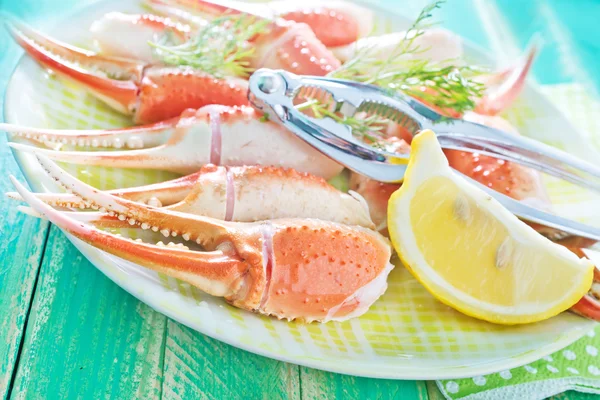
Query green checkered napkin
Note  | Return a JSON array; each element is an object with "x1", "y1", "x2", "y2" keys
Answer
[{"x1": 437, "y1": 83, "x2": 600, "y2": 400}]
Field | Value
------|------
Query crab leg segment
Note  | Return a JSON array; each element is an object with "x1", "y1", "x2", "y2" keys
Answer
[
  {"x1": 8, "y1": 106, "x2": 343, "y2": 178},
  {"x1": 13, "y1": 168, "x2": 393, "y2": 321},
  {"x1": 6, "y1": 18, "x2": 249, "y2": 124}
]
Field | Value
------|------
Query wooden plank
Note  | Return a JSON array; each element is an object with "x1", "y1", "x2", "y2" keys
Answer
[
  {"x1": 0, "y1": 130, "x2": 49, "y2": 399},
  {"x1": 9, "y1": 227, "x2": 167, "y2": 399},
  {"x1": 0, "y1": 3, "x2": 51, "y2": 397},
  {"x1": 299, "y1": 367, "x2": 425, "y2": 400},
  {"x1": 161, "y1": 320, "x2": 300, "y2": 399}
]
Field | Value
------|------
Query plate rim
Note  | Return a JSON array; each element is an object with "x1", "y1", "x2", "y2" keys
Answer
[{"x1": 3, "y1": 0, "x2": 596, "y2": 380}]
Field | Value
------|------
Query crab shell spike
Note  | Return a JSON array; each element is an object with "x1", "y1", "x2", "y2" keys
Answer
[
  {"x1": 475, "y1": 41, "x2": 539, "y2": 116},
  {"x1": 90, "y1": 12, "x2": 190, "y2": 63},
  {"x1": 8, "y1": 106, "x2": 343, "y2": 178},
  {"x1": 13, "y1": 174, "x2": 394, "y2": 322},
  {"x1": 5, "y1": 17, "x2": 142, "y2": 115},
  {"x1": 0, "y1": 118, "x2": 178, "y2": 150}
]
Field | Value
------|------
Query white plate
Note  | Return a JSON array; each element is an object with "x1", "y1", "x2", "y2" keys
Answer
[{"x1": 5, "y1": 0, "x2": 599, "y2": 380}]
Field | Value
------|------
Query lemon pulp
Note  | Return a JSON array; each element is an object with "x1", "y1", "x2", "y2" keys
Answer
[{"x1": 388, "y1": 130, "x2": 593, "y2": 324}]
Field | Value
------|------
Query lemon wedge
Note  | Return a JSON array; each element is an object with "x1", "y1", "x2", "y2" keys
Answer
[{"x1": 387, "y1": 130, "x2": 594, "y2": 324}]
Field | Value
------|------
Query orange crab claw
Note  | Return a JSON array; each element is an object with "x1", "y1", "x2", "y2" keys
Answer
[
  {"x1": 12, "y1": 175, "x2": 260, "y2": 301},
  {"x1": 6, "y1": 105, "x2": 343, "y2": 178},
  {"x1": 6, "y1": 18, "x2": 249, "y2": 124},
  {"x1": 144, "y1": 0, "x2": 342, "y2": 75},
  {"x1": 475, "y1": 41, "x2": 539, "y2": 116},
  {"x1": 5, "y1": 17, "x2": 142, "y2": 115},
  {"x1": 12, "y1": 165, "x2": 393, "y2": 322},
  {"x1": 146, "y1": 0, "x2": 373, "y2": 48},
  {"x1": 16, "y1": 158, "x2": 372, "y2": 228}
]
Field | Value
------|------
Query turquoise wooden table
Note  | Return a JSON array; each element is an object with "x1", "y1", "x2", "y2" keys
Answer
[{"x1": 1, "y1": 0, "x2": 599, "y2": 398}]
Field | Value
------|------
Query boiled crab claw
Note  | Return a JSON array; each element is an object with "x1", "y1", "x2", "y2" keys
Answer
[
  {"x1": 6, "y1": 7, "x2": 343, "y2": 124},
  {"x1": 4, "y1": 17, "x2": 249, "y2": 124},
  {"x1": 474, "y1": 40, "x2": 540, "y2": 116},
  {"x1": 7, "y1": 160, "x2": 373, "y2": 228},
  {"x1": 10, "y1": 157, "x2": 393, "y2": 322},
  {"x1": 5, "y1": 105, "x2": 343, "y2": 179},
  {"x1": 88, "y1": 8, "x2": 341, "y2": 75},
  {"x1": 144, "y1": 0, "x2": 374, "y2": 48}
]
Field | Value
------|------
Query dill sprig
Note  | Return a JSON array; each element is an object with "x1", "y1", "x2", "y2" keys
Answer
[
  {"x1": 149, "y1": 14, "x2": 270, "y2": 78},
  {"x1": 294, "y1": 1, "x2": 487, "y2": 144},
  {"x1": 295, "y1": 99, "x2": 388, "y2": 145},
  {"x1": 329, "y1": 0, "x2": 486, "y2": 115}
]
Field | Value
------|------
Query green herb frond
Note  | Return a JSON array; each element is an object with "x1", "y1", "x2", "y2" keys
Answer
[
  {"x1": 330, "y1": 0, "x2": 486, "y2": 115},
  {"x1": 149, "y1": 14, "x2": 270, "y2": 78},
  {"x1": 332, "y1": 0, "x2": 446, "y2": 81},
  {"x1": 295, "y1": 1, "x2": 487, "y2": 142},
  {"x1": 295, "y1": 98, "x2": 389, "y2": 145}
]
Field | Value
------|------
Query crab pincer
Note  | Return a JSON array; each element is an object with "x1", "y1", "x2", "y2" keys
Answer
[
  {"x1": 11, "y1": 156, "x2": 393, "y2": 322},
  {"x1": 5, "y1": 105, "x2": 344, "y2": 178},
  {"x1": 4, "y1": 18, "x2": 249, "y2": 124},
  {"x1": 144, "y1": 0, "x2": 373, "y2": 48},
  {"x1": 90, "y1": 7, "x2": 342, "y2": 76},
  {"x1": 8, "y1": 161, "x2": 373, "y2": 229}
]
